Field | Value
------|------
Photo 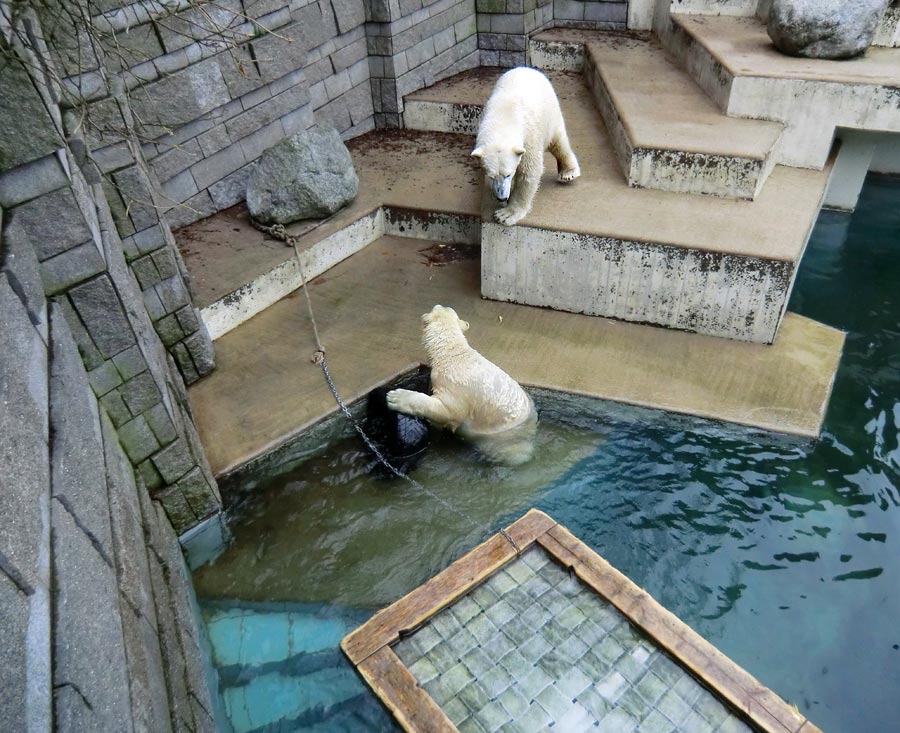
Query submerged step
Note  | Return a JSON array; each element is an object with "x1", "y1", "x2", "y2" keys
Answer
[
  {"x1": 662, "y1": 14, "x2": 900, "y2": 168},
  {"x1": 582, "y1": 34, "x2": 783, "y2": 199}
]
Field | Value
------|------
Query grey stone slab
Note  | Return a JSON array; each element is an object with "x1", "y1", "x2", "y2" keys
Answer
[
  {"x1": 177, "y1": 467, "x2": 221, "y2": 520},
  {"x1": 40, "y1": 240, "x2": 107, "y2": 295},
  {"x1": 0, "y1": 61, "x2": 62, "y2": 173},
  {"x1": 100, "y1": 412, "x2": 159, "y2": 629},
  {"x1": 208, "y1": 164, "x2": 252, "y2": 210},
  {"x1": 48, "y1": 304, "x2": 114, "y2": 554},
  {"x1": 112, "y1": 166, "x2": 162, "y2": 232},
  {"x1": 151, "y1": 139, "x2": 203, "y2": 184},
  {"x1": 131, "y1": 58, "x2": 232, "y2": 139},
  {"x1": 7, "y1": 186, "x2": 94, "y2": 261},
  {"x1": 2, "y1": 209, "x2": 50, "y2": 342},
  {"x1": 151, "y1": 438, "x2": 195, "y2": 484},
  {"x1": 100, "y1": 388, "x2": 133, "y2": 427},
  {"x1": 69, "y1": 275, "x2": 137, "y2": 358},
  {"x1": 119, "y1": 601, "x2": 173, "y2": 733},
  {"x1": 0, "y1": 574, "x2": 35, "y2": 733},
  {"x1": 112, "y1": 346, "x2": 148, "y2": 382},
  {"x1": 0, "y1": 279, "x2": 50, "y2": 592},
  {"x1": 51, "y1": 499, "x2": 134, "y2": 732},
  {"x1": 53, "y1": 295, "x2": 104, "y2": 370},
  {"x1": 0, "y1": 154, "x2": 68, "y2": 209},
  {"x1": 190, "y1": 140, "x2": 247, "y2": 191},
  {"x1": 183, "y1": 329, "x2": 216, "y2": 377}
]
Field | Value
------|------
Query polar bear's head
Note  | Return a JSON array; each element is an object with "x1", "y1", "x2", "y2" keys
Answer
[
  {"x1": 421, "y1": 305, "x2": 470, "y2": 358},
  {"x1": 471, "y1": 144, "x2": 525, "y2": 202}
]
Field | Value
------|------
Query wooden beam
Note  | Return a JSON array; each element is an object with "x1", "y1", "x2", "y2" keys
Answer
[
  {"x1": 341, "y1": 508, "x2": 556, "y2": 664},
  {"x1": 358, "y1": 646, "x2": 456, "y2": 733}
]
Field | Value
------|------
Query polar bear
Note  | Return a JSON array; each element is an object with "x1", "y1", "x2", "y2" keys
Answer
[
  {"x1": 472, "y1": 67, "x2": 580, "y2": 227},
  {"x1": 386, "y1": 305, "x2": 537, "y2": 465}
]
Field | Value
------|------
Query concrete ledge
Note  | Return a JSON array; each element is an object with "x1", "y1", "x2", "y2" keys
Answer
[
  {"x1": 481, "y1": 220, "x2": 793, "y2": 343},
  {"x1": 580, "y1": 36, "x2": 783, "y2": 199}
]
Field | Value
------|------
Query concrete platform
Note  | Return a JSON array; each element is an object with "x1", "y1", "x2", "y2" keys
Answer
[
  {"x1": 407, "y1": 67, "x2": 831, "y2": 341},
  {"x1": 874, "y1": 2, "x2": 900, "y2": 48},
  {"x1": 176, "y1": 131, "x2": 482, "y2": 338},
  {"x1": 187, "y1": 233, "x2": 844, "y2": 477},
  {"x1": 665, "y1": 14, "x2": 900, "y2": 168},
  {"x1": 583, "y1": 34, "x2": 783, "y2": 199}
]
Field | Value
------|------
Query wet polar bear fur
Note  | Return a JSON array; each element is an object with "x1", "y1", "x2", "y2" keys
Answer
[
  {"x1": 386, "y1": 305, "x2": 538, "y2": 465},
  {"x1": 472, "y1": 66, "x2": 580, "y2": 227}
]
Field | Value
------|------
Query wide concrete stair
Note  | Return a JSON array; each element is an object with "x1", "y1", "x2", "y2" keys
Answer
[
  {"x1": 404, "y1": 66, "x2": 831, "y2": 344},
  {"x1": 660, "y1": 12, "x2": 900, "y2": 168}
]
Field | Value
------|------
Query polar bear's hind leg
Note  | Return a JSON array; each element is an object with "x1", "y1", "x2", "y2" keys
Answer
[{"x1": 550, "y1": 127, "x2": 580, "y2": 183}]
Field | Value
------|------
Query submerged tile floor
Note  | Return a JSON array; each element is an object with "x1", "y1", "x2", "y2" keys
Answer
[{"x1": 393, "y1": 546, "x2": 755, "y2": 733}]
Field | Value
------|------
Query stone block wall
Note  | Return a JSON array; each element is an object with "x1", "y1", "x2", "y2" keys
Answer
[
  {"x1": 367, "y1": 0, "x2": 480, "y2": 126},
  {"x1": 553, "y1": 0, "x2": 627, "y2": 28},
  {"x1": 1, "y1": 173, "x2": 218, "y2": 731},
  {"x1": 2, "y1": 12, "x2": 222, "y2": 728},
  {"x1": 477, "y1": 0, "x2": 552, "y2": 66}
]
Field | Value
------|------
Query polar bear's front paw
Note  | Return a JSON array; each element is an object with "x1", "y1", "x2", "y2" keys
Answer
[
  {"x1": 558, "y1": 165, "x2": 580, "y2": 183},
  {"x1": 386, "y1": 388, "x2": 418, "y2": 415},
  {"x1": 495, "y1": 206, "x2": 527, "y2": 226}
]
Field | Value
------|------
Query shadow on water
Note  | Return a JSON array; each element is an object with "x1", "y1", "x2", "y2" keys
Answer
[{"x1": 191, "y1": 175, "x2": 900, "y2": 733}]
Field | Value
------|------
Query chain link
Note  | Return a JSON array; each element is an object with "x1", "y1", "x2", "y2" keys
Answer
[{"x1": 249, "y1": 217, "x2": 522, "y2": 555}]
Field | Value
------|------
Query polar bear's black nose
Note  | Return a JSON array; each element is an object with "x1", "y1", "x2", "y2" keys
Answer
[{"x1": 495, "y1": 194, "x2": 508, "y2": 202}]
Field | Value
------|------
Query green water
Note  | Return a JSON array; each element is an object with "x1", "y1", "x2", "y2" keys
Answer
[{"x1": 192, "y1": 175, "x2": 900, "y2": 733}]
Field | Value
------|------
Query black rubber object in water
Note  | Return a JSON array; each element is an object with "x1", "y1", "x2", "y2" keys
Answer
[{"x1": 363, "y1": 387, "x2": 430, "y2": 478}]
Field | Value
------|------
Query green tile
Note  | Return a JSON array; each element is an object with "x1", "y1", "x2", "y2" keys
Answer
[
  {"x1": 636, "y1": 709, "x2": 675, "y2": 733},
  {"x1": 521, "y1": 548, "x2": 549, "y2": 572},
  {"x1": 673, "y1": 673, "x2": 704, "y2": 706},
  {"x1": 443, "y1": 696, "x2": 470, "y2": 725},
  {"x1": 505, "y1": 557, "x2": 536, "y2": 584},
  {"x1": 617, "y1": 686, "x2": 647, "y2": 718},
  {"x1": 458, "y1": 716, "x2": 487, "y2": 733},
  {"x1": 458, "y1": 681, "x2": 491, "y2": 714},
  {"x1": 536, "y1": 682, "x2": 571, "y2": 720},
  {"x1": 518, "y1": 633, "x2": 552, "y2": 665},
  {"x1": 574, "y1": 618, "x2": 607, "y2": 647},
  {"x1": 558, "y1": 604, "x2": 588, "y2": 631},
  {"x1": 486, "y1": 569, "x2": 518, "y2": 596},
  {"x1": 474, "y1": 699, "x2": 511, "y2": 732},
  {"x1": 556, "y1": 666, "x2": 593, "y2": 700},
  {"x1": 694, "y1": 691, "x2": 731, "y2": 727},
  {"x1": 499, "y1": 649, "x2": 528, "y2": 677},
  {"x1": 498, "y1": 685, "x2": 529, "y2": 718},
  {"x1": 597, "y1": 707, "x2": 638, "y2": 733},
  {"x1": 650, "y1": 653, "x2": 683, "y2": 687},
  {"x1": 462, "y1": 646, "x2": 495, "y2": 678},
  {"x1": 481, "y1": 630, "x2": 515, "y2": 660},
  {"x1": 717, "y1": 716, "x2": 753, "y2": 733},
  {"x1": 516, "y1": 701, "x2": 553, "y2": 733},
  {"x1": 577, "y1": 648, "x2": 611, "y2": 681},
  {"x1": 520, "y1": 602, "x2": 551, "y2": 632},
  {"x1": 502, "y1": 586, "x2": 532, "y2": 613},
  {"x1": 442, "y1": 662, "x2": 475, "y2": 697},
  {"x1": 683, "y1": 709, "x2": 715, "y2": 733},
  {"x1": 471, "y1": 584, "x2": 500, "y2": 608},
  {"x1": 409, "y1": 655, "x2": 439, "y2": 684},
  {"x1": 596, "y1": 635, "x2": 626, "y2": 665},
  {"x1": 635, "y1": 670, "x2": 667, "y2": 706},
  {"x1": 426, "y1": 640, "x2": 458, "y2": 670},
  {"x1": 537, "y1": 649, "x2": 570, "y2": 679},
  {"x1": 657, "y1": 689, "x2": 692, "y2": 727},
  {"x1": 517, "y1": 665, "x2": 552, "y2": 701},
  {"x1": 540, "y1": 618, "x2": 570, "y2": 647},
  {"x1": 617, "y1": 651, "x2": 647, "y2": 683},
  {"x1": 485, "y1": 599, "x2": 516, "y2": 627},
  {"x1": 576, "y1": 685, "x2": 611, "y2": 720},
  {"x1": 424, "y1": 675, "x2": 454, "y2": 706},
  {"x1": 414, "y1": 624, "x2": 442, "y2": 655},
  {"x1": 468, "y1": 613, "x2": 500, "y2": 645},
  {"x1": 557, "y1": 573, "x2": 583, "y2": 597},
  {"x1": 557, "y1": 633, "x2": 589, "y2": 664},
  {"x1": 432, "y1": 609, "x2": 463, "y2": 640},
  {"x1": 595, "y1": 671, "x2": 628, "y2": 703},
  {"x1": 480, "y1": 663, "x2": 514, "y2": 698},
  {"x1": 448, "y1": 627, "x2": 479, "y2": 658},
  {"x1": 452, "y1": 596, "x2": 482, "y2": 625},
  {"x1": 501, "y1": 618, "x2": 534, "y2": 646}
]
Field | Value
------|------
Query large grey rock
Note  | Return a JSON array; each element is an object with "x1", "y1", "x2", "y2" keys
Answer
[
  {"x1": 768, "y1": 0, "x2": 892, "y2": 59},
  {"x1": 246, "y1": 124, "x2": 359, "y2": 224}
]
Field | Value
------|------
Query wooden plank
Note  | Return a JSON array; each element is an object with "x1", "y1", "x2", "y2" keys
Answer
[
  {"x1": 358, "y1": 646, "x2": 457, "y2": 733},
  {"x1": 341, "y1": 509, "x2": 556, "y2": 664},
  {"x1": 546, "y1": 523, "x2": 811, "y2": 733}
]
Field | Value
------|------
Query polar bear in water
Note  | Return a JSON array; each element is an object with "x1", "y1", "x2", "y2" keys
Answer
[
  {"x1": 471, "y1": 66, "x2": 580, "y2": 226},
  {"x1": 386, "y1": 305, "x2": 537, "y2": 465}
]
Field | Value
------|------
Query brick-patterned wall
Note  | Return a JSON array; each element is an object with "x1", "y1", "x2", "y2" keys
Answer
[
  {"x1": 477, "y1": 0, "x2": 553, "y2": 66},
  {"x1": 367, "y1": 0, "x2": 480, "y2": 126},
  {"x1": 553, "y1": 0, "x2": 627, "y2": 28}
]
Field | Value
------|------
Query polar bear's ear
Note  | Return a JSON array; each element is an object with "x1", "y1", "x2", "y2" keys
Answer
[
  {"x1": 470, "y1": 147, "x2": 484, "y2": 159},
  {"x1": 513, "y1": 146, "x2": 525, "y2": 156}
]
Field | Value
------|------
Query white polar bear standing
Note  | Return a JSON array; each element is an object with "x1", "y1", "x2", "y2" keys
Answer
[
  {"x1": 472, "y1": 67, "x2": 580, "y2": 227},
  {"x1": 386, "y1": 305, "x2": 538, "y2": 465}
]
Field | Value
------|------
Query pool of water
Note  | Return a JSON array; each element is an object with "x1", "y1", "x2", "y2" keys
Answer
[{"x1": 191, "y1": 175, "x2": 900, "y2": 733}]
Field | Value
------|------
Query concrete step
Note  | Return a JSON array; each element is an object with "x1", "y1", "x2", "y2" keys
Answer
[
  {"x1": 404, "y1": 67, "x2": 832, "y2": 342},
  {"x1": 660, "y1": 13, "x2": 900, "y2": 168},
  {"x1": 874, "y1": 2, "x2": 900, "y2": 48},
  {"x1": 572, "y1": 32, "x2": 783, "y2": 199}
]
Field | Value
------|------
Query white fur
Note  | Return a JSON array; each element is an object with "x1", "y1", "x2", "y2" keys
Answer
[
  {"x1": 471, "y1": 67, "x2": 580, "y2": 227},
  {"x1": 386, "y1": 305, "x2": 537, "y2": 464}
]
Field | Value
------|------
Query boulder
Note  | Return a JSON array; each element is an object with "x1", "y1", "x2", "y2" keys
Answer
[
  {"x1": 767, "y1": 0, "x2": 892, "y2": 59},
  {"x1": 246, "y1": 124, "x2": 358, "y2": 224}
]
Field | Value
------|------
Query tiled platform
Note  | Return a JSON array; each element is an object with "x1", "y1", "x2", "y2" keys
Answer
[
  {"x1": 342, "y1": 510, "x2": 822, "y2": 733},
  {"x1": 393, "y1": 546, "x2": 754, "y2": 733}
]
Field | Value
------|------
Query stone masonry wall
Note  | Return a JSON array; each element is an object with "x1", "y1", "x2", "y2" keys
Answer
[
  {"x1": 2, "y1": 9, "x2": 221, "y2": 730},
  {"x1": 477, "y1": 0, "x2": 553, "y2": 67},
  {"x1": 553, "y1": 0, "x2": 627, "y2": 28}
]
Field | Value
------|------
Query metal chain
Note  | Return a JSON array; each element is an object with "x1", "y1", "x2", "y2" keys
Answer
[{"x1": 249, "y1": 217, "x2": 522, "y2": 555}]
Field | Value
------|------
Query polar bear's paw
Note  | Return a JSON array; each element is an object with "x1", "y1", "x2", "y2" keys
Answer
[
  {"x1": 495, "y1": 206, "x2": 527, "y2": 226},
  {"x1": 558, "y1": 164, "x2": 580, "y2": 183},
  {"x1": 386, "y1": 388, "x2": 419, "y2": 415}
]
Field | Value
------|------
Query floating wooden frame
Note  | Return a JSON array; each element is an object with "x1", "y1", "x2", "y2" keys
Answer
[{"x1": 341, "y1": 509, "x2": 822, "y2": 733}]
